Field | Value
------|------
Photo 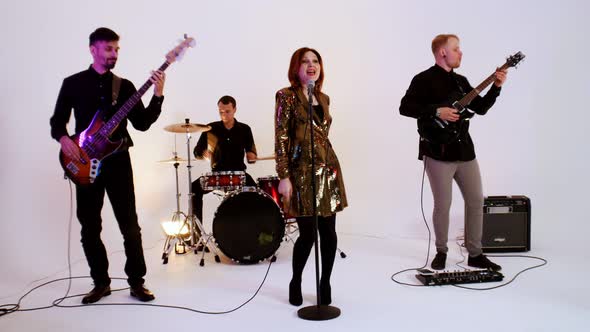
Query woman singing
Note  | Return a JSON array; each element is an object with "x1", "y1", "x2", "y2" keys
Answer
[{"x1": 274, "y1": 47, "x2": 348, "y2": 306}]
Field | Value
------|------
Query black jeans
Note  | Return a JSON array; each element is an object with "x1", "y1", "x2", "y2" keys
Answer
[
  {"x1": 75, "y1": 151, "x2": 146, "y2": 287},
  {"x1": 191, "y1": 172, "x2": 256, "y2": 222}
]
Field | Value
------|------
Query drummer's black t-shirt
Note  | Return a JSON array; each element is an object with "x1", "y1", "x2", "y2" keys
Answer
[{"x1": 193, "y1": 119, "x2": 257, "y2": 171}]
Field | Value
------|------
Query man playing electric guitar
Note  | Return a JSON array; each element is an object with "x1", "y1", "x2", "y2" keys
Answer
[
  {"x1": 50, "y1": 27, "x2": 165, "y2": 303},
  {"x1": 399, "y1": 34, "x2": 507, "y2": 271}
]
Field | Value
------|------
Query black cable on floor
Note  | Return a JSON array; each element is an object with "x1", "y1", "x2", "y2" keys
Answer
[
  {"x1": 390, "y1": 160, "x2": 432, "y2": 287},
  {"x1": 0, "y1": 179, "x2": 275, "y2": 318},
  {"x1": 451, "y1": 254, "x2": 547, "y2": 290}
]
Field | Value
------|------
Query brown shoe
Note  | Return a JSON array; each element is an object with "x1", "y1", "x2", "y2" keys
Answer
[
  {"x1": 81, "y1": 285, "x2": 111, "y2": 304},
  {"x1": 130, "y1": 285, "x2": 155, "y2": 302}
]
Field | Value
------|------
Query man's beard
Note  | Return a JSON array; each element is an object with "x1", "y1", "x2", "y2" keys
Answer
[{"x1": 105, "y1": 59, "x2": 117, "y2": 69}]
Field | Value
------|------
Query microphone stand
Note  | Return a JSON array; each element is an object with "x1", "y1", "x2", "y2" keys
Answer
[{"x1": 297, "y1": 82, "x2": 341, "y2": 321}]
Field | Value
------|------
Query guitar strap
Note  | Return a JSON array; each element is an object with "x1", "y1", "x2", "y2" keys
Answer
[
  {"x1": 110, "y1": 74, "x2": 129, "y2": 149},
  {"x1": 111, "y1": 74, "x2": 122, "y2": 106}
]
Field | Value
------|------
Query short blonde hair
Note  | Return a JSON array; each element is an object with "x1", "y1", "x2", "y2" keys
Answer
[{"x1": 431, "y1": 34, "x2": 459, "y2": 54}]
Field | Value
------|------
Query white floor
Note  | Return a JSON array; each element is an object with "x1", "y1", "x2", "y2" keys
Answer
[{"x1": 1, "y1": 226, "x2": 588, "y2": 332}]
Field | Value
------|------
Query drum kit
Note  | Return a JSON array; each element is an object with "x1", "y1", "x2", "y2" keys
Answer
[{"x1": 160, "y1": 119, "x2": 291, "y2": 265}]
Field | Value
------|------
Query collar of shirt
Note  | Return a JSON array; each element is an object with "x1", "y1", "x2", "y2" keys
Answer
[
  {"x1": 433, "y1": 63, "x2": 456, "y2": 76},
  {"x1": 87, "y1": 65, "x2": 114, "y2": 80},
  {"x1": 213, "y1": 119, "x2": 241, "y2": 132}
]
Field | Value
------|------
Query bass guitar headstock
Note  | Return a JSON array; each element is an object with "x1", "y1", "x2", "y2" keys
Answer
[
  {"x1": 506, "y1": 51, "x2": 525, "y2": 68},
  {"x1": 166, "y1": 34, "x2": 196, "y2": 64}
]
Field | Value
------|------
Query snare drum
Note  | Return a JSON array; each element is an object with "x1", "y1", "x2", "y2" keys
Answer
[
  {"x1": 257, "y1": 176, "x2": 293, "y2": 219},
  {"x1": 213, "y1": 188, "x2": 285, "y2": 264},
  {"x1": 201, "y1": 171, "x2": 245, "y2": 191}
]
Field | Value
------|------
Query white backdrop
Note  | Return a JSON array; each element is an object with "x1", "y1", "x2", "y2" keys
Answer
[{"x1": 1, "y1": 0, "x2": 588, "y2": 289}]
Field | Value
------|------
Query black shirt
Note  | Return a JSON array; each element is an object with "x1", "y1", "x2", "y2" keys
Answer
[
  {"x1": 193, "y1": 120, "x2": 257, "y2": 171},
  {"x1": 313, "y1": 104, "x2": 324, "y2": 125},
  {"x1": 399, "y1": 64, "x2": 501, "y2": 161},
  {"x1": 50, "y1": 65, "x2": 164, "y2": 148}
]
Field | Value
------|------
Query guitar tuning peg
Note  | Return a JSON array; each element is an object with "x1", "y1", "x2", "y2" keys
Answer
[{"x1": 182, "y1": 33, "x2": 196, "y2": 47}]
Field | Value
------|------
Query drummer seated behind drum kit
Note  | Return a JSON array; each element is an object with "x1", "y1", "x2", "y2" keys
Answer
[{"x1": 162, "y1": 96, "x2": 291, "y2": 265}]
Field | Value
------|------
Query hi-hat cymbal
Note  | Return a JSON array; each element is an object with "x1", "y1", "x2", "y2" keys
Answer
[
  {"x1": 157, "y1": 156, "x2": 194, "y2": 164},
  {"x1": 164, "y1": 122, "x2": 211, "y2": 133}
]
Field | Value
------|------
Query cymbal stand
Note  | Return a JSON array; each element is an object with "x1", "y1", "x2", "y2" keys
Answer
[
  {"x1": 161, "y1": 152, "x2": 188, "y2": 264},
  {"x1": 182, "y1": 118, "x2": 220, "y2": 266}
]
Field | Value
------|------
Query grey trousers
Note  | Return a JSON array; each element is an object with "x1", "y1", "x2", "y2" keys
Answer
[{"x1": 424, "y1": 157, "x2": 484, "y2": 257}]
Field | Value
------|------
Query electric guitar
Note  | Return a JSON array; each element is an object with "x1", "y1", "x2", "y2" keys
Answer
[
  {"x1": 418, "y1": 51, "x2": 525, "y2": 144},
  {"x1": 59, "y1": 35, "x2": 196, "y2": 185}
]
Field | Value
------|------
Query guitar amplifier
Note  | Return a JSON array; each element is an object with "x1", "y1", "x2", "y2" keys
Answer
[{"x1": 482, "y1": 195, "x2": 531, "y2": 252}]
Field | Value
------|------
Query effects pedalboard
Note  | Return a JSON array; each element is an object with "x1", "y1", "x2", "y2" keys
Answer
[{"x1": 415, "y1": 268, "x2": 504, "y2": 286}]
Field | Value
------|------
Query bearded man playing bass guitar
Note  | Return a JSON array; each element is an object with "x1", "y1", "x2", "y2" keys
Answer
[
  {"x1": 399, "y1": 34, "x2": 507, "y2": 271},
  {"x1": 50, "y1": 27, "x2": 165, "y2": 303}
]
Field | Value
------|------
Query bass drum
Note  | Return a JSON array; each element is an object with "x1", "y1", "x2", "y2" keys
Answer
[{"x1": 213, "y1": 188, "x2": 285, "y2": 264}]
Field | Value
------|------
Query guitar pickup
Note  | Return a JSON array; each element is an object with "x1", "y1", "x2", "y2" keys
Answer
[
  {"x1": 66, "y1": 162, "x2": 80, "y2": 175},
  {"x1": 452, "y1": 101, "x2": 466, "y2": 113}
]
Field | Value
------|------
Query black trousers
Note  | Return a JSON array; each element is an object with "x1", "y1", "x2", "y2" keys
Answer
[
  {"x1": 75, "y1": 151, "x2": 146, "y2": 287},
  {"x1": 191, "y1": 172, "x2": 256, "y2": 222}
]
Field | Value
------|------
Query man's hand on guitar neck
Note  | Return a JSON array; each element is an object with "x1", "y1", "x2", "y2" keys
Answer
[
  {"x1": 150, "y1": 70, "x2": 166, "y2": 97},
  {"x1": 493, "y1": 68, "x2": 508, "y2": 87},
  {"x1": 436, "y1": 107, "x2": 460, "y2": 122},
  {"x1": 59, "y1": 136, "x2": 82, "y2": 161}
]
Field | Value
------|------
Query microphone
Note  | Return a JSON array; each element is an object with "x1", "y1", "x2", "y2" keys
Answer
[{"x1": 307, "y1": 80, "x2": 315, "y2": 104}]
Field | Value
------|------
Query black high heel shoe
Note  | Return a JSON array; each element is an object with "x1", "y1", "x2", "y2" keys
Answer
[
  {"x1": 289, "y1": 279, "x2": 303, "y2": 306},
  {"x1": 320, "y1": 280, "x2": 331, "y2": 305}
]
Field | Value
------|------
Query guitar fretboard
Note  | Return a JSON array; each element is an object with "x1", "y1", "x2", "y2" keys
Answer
[
  {"x1": 455, "y1": 61, "x2": 512, "y2": 109},
  {"x1": 100, "y1": 61, "x2": 170, "y2": 136}
]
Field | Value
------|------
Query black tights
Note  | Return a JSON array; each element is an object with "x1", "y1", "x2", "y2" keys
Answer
[{"x1": 291, "y1": 215, "x2": 337, "y2": 284}]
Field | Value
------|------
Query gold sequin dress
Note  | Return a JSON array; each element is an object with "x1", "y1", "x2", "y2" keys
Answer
[{"x1": 274, "y1": 87, "x2": 348, "y2": 217}]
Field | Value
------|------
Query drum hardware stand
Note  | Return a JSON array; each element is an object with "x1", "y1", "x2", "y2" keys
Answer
[
  {"x1": 161, "y1": 153, "x2": 190, "y2": 264},
  {"x1": 297, "y1": 82, "x2": 340, "y2": 321},
  {"x1": 283, "y1": 220, "x2": 299, "y2": 244},
  {"x1": 181, "y1": 118, "x2": 221, "y2": 266}
]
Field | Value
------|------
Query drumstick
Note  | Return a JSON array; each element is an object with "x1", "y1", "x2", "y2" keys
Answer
[
  {"x1": 205, "y1": 133, "x2": 218, "y2": 160},
  {"x1": 247, "y1": 154, "x2": 276, "y2": 162}
]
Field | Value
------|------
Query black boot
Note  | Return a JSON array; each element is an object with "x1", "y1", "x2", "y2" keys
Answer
[
  {"x1": 320, "y1": 279, "x2": 331, "y2": 305},
  {"x1": 468, "y1": 254, "x2": 501, "y2": 271},
  {"x1": 318, "y1": 215, "x2": 336, "y2": 305},
  {"x1": 431, "y1": 252, "x2": 447, "y2": 270},
  {"x1": 289, "y1": 218, "x2": 315, "y2": 306},
  {"x1": 289, "y1": 279, "x2": 303, "y2": 306}
]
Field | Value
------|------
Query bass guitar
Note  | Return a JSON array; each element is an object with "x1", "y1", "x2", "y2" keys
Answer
[
  {"x1": 418, "y1": 51, "x2": 525, "y2": 144},
  {"x1": 60, "y1": 35, "x2": 195, "y2": 185}
]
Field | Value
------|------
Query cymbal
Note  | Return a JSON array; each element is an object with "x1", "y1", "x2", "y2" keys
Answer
[
  {"x1": 157, "y1": 156, "x2": 194, "y2": 164},
  {"x1": 164, "y1": 122, "x2": 211, "y2": 133}
]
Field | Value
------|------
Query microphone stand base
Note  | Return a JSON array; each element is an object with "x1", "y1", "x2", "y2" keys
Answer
[{"x1": 297, "y1": 304, "x2": 341, "y2": 321}]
